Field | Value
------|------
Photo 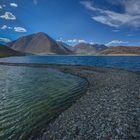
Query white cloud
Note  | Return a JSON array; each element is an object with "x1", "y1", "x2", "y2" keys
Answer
[
  {"x1": 89, "y1": 41, "x2": 95, "y2": 44},
  {"x1": 67, "y1": 39, "x2": 77, "y2": 43},
  {"x1": 10, "y1": 3, "x2": 18, "y2": 8},
  {"x1": 1, "y1": 25, "x2": 7, "y2": 30},
  {"x1": 66, "y1": 39, "x2": 87, "y2": 43},
  {"x1": 80, "y1": 1, "x2": 97, "y2": 11},
  {"x1": 80, "y1": 0, "x2": 140, "y2": 28},
  {"x1": 106, "y1": 40, "x2": 129, "y2": 46},
  {"x1": 57, "y1": 37, "x2": 63, "y2": 42},
  {"x1": 0, "y1": 37, "x2": 11, "y2": 43},
  {"x1": 78, "y1": 40, "x2": 87, "y2": 43},
  {"x1": 92, "y1": 16, "x2": 119, "y2": 27},
  {"x1": 8, "y1": 27, "x2": 12, "y2": 29},
  {"x1": 0, "y1": 25, "x2": 13, "y2": 30},
  {"x1": 0, "y1": 5, "x2": 2, "y2": 9},
  {"x1": 122, "y1": 0, "x2": 140, "y2": 15},
  {"x1": 57, "y1": 38, "x2": 88, "y2": 45},
  {"x1": 14, "y1": 27, "x2": 27, "y2": 32},
  {"x1": 0, "y1": 12, "x2": 16, "y2": 20},
  {"x1": 0, "y1": 25, "x2": 27, "y2": 32}
]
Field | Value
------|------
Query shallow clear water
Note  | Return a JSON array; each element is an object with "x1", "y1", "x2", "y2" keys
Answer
[
  {"x1": 0, "y1": 66, "x2": 88, "y2": 140},
  {"x1": 0, "y1": 56, "x2": 140, "y2": 71}
]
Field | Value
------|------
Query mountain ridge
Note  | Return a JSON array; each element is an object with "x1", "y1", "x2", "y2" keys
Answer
[
  {"x1": 7, "y1": 32, "x2": 72, "y2": 55},
  {"x1": 101, "y1": 46, "x2": 140, "y2": 55},
  {"x1": 73, "y1": 43, "x2": 108, "y2": 55},
  {"x1": 6, "y1": 32, "x2": 140, "y2": 56}
]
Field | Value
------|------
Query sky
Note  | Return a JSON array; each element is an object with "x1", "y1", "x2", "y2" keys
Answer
[{"x1": 0, "y1": 0, "x2": 140, "y2": 46}]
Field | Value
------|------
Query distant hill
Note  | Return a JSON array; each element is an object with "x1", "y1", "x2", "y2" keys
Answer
[
  {"x1": 0, "y1": 44, "x2": 24, "y2": 57},
  {"x1": 100, "y1": 46, "x2": 140, "y2": 55},
  {"x1": 73, "y1": 43, "x2": 108, "y2": 55},
  {"x1": 56, "y1": 41, "x2": 73, "y2": 54},
  {"x1": 7, "y1": 32, "x2": 72, "y2": 55}
]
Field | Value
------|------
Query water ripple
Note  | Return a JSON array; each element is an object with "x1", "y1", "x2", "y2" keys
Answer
[{"x1": 0, "y1": 66, "x2": 88, "y2": 140}]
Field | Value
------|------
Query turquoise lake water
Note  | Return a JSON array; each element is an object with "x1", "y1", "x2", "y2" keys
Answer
[
  {"x1": 0, "y1": 56, "x2": 140, "y2": 71},
  {"x1": 0, "y1": 66, "x2": 88, "y2": 140}
]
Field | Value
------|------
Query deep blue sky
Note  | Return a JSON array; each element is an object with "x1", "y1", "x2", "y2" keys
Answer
[{"x1": 0, "y1": 0, "x2": 140, "y2": 46}]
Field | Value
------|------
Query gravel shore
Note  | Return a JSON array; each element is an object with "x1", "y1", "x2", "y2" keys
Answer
[
  {"x1": 38, "y1": 65, "x2": 140, "y2": 140},
  {"x1": 0, "y1": 63, "x2": 139, "y2": 140}
]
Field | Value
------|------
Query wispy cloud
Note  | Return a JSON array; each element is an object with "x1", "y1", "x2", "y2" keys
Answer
[
  {"x1": 80, "y1": 0, "x2": 140, "y2": 28},
  {"x1": 80, "y1": 1, "x2": 97, "y2": 11},
  {"x1": 10, "y1": 3, "x2": 18, "y2": 8},
  {"x1": 106, "y1": 40, "x2": 129, "y2": 46},
  {"x1": 14, "y1": 27, "x2": 27, "y2": 32},
  {"x1": 0, "y1": 12, "x2": 16, "y2": 20},
  {"x1": 0, "y1": 37, "x2": 11, "y2": 43}
]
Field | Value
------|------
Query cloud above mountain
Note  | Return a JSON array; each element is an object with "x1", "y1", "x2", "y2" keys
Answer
[
  {"x1": 80, "y1": 0, "x2": 140, "y2": 28},
  {"x1": 57, "y1": 38, "x2": 89, "y2": 45},
  {"x1": 106, "y1": 40, "x2": 129, "y2": 46},
  {"x1": 14, "y1": 27, "x2": 27, "y2": 32},
  {"x1": 66, "y1": 39, "x2": 87, "y2": 43},
  {"x1": 0, "y1": 24, "x2": 27, "y2": 32}
]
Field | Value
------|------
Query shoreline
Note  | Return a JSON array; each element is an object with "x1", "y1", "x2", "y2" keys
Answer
[
  {"x1": 34, "y1": 64, "x2": 139, "y2": 140},
  {"x1": 0, "y1": 63, "x2": 140, "y2": 139},
  {"x1": 39, "y1": 65, "x2": 140, "y2": 140}
]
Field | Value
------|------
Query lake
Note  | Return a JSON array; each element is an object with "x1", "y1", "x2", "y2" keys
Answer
[
  {"x1": 0, "y1": 66, "x2": 88, "y2": 140},
  {"x1": 0, "y1": 56, "x2": 140, "y2": 71}
]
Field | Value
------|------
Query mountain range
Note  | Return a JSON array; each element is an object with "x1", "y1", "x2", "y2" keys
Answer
[
  {"x1": 0, "y1": 32, "x2": 139, "y2": 56},
  {"x1": 6, "y1": 32, "x2": 109, "y2": 55},
  {"x1": 73, "y1": 43, "x2": 107, "y2": 55}
]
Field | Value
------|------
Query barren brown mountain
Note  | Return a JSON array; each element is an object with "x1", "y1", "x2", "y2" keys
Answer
[
  {"x1": 101, "y1": 46, "x2": 140, "y2": 55},
  {"x1": 73, "y1": 43, "x2": 107, "y2": 55},
  {"x1": 7, "y1": 32, "x2": 72, "y2": 55}
]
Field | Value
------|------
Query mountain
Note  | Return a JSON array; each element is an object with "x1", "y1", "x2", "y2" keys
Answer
[
  {"x1": 73, "y1": 43, "x2": 108, "y2": 55},
  {"x1": 7, "y1": 32, "x2": 72, "y2": 55},
  {"x1": 56, "y1": 41, "x2": 73, "y2": 54},
  {"x1": 100, "y1": 46, "x2": 140, "y2": 55},
  {"x1": 0, "y1": 44, "x2": 24, "y2": 57}
]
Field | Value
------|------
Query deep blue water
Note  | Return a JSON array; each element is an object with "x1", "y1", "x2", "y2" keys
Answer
[{"x1": 0, "y1": 56, "x2": 140, "y2": 71}]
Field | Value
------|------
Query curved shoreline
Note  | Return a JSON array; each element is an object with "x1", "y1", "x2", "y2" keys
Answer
[
  {"x1": 37, "y1": 65, "x2": 139, "y2": 140},
  {"x1": 0, "y1": 63, "x2": 140, "y2": 140}
]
